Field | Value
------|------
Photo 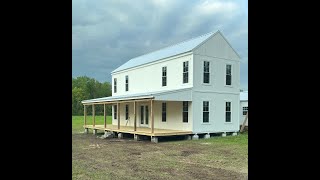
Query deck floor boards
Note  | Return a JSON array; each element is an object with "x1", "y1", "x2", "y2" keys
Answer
[{"x1": 84, "y1": 125, "x2": 192, "y2": 136}]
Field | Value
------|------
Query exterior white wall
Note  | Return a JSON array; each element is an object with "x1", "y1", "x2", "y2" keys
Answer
[
  {"x1": 112, "y1": 101, "x2": 193, "y2": 131},
  {"x1": 240, "y1": 101, "x2": 248, "y2": 126},
  {"x1": 111, "y1": 53, "x2": 193, "y2": 96},
  {"x1": 192, "y1": 92, "x2": 240, "y2": 133},
  {"x1": 190, "y1": 32, "x2": 241, "y2": 133}
]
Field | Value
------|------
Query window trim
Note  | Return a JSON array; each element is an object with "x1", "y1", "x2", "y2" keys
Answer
[
  {"x1": 182, "y1": 101, "x2": 188, "y2": 123},
  {"x1": 125, "y1": 75, "x2": 129, "y2": 91},
  {"x1": 225, "y1": 64, "x2": 233, "y2": 87},
  {"x1": 225, "y1": 100, "x2": 232, "y2": 123},
  {"x1": 183, "y1": 61, "x2": 189, "y2": 84},
  {"x1": 243, "y1": 106, "x2": 248, "y2": 115},
  {"x1": 125, "y1": 104, "x2": 129, "y2": 120},
  {"x1": 202, "y1": 60, "x2": 212, "y2": 85},
  {"x1": 162, "y1": 102, "x2": 167, "y2": 122},
  {"x1": 202, "y1": 101, "x2": 210, "y2": 123},
  {"x1": 113, "y1": 105, "x2": 117, "y2": 120},
  {"x1": 114, "y1": 78, "x2": 117, "y2": 93},
  {"x1": 162, "y1": 66, "x2": 167, "y2": 87}
]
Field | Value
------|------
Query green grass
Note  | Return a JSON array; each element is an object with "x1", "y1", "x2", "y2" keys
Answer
[
  {"x1": 72, "y1": 115, "x2": 112, "y2": 133},
  {"x1": 72, "y1": 116, "x2": 248, "y2": 179}
]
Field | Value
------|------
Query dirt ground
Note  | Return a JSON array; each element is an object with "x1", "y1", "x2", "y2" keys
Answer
[{"x1": 72, "y1": 131, "x2": 248, "y2": 180}]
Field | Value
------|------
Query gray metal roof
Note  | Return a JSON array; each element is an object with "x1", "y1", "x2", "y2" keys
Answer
[
  {"x1": 81, "y1": 87, "x2": 192, "y2": 104},
  {"x1": 112, "y1": 31, "x2": 218, "y2": 73},
  {"x1": 240, "y1": 91, "x2": 248, "y2": 101}
]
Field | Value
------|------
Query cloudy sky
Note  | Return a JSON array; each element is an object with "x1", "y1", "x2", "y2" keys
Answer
[{"x1": 72, "y1": 0, "x2": 248, "y2": 90}]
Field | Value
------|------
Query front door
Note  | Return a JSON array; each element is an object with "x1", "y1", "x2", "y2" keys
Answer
[{"x1": 140, "y1": 105, "x2": 149, "y2": 127}]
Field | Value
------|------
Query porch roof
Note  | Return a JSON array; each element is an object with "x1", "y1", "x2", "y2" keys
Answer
[{"x1": 81, "y1": 87, "x2": 192, "y2": 104}]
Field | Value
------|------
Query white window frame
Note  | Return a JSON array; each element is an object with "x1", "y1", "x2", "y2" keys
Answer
[
  {"x1": 243, "y1": 106, "x2": 248, "y2": 115},
  {"x1": 202, "y1": 60, "x2": 211, "y2": 85},
  {"x1": 125, "y1": 75, "x2": 129, "y2": 91},
  {"x1": 162, "y1": 66, "x2": 167, "y2": 87},
  {"x1": 225, "y1": 64, "x2": 233, "y2": 87},
  {"x1": 202, "y1": 101, "x2": 210, "y2": 123},
  {"x1": 183, "y1": 61, "x2": 189, "y2": 84},
  {"x1": 113, "y1": 105, "x2": 117, "y2": 121},
  {"x1": 225, "y1": 100, "x2": 232, "y2": 123},
  {"x1": 114, "y1": 78, "x2": 117, "y2": 93}
]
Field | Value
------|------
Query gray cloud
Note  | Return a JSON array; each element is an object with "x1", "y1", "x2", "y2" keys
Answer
[{"x1": 72, "y1": 0, "x2": 248, "y2": 90}]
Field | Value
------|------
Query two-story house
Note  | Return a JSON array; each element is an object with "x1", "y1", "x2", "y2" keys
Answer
[{"x1": 82, "y1": 30, "x2": 241, "y2": 143}]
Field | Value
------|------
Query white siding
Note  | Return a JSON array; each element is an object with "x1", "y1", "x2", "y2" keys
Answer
[
  {"x1": 112, "y1": 101, "x2": 193, "y2": 131},
  {"x1": 192, "y1": 92, "x2": 240, "y2": 133},
  {"x1": 240, "y1": 101, "x2": 248, "y2": 126},
  {"x1": 112, "y1": 53, "x2": 193, "y2": 96}
]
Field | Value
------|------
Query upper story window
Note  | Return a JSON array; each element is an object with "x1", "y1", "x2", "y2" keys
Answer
[
  {"x1": 125, "y1": 75, "x2": 129, "y2": 91},
  {"x1": 243, "y1": 106, "x2": 248, "y2": 115},
  {"x1": 203, "y1": 61, "x2": 210, "y2": 83},
  {"x1": 162, "y1": 66, "x2": 167, "y2": 86},
  {"x1": 183, "y1": 101, "x2": 188, "y2": 123},
  {"x1": 183, "y1": 61, "x2": 189, "y2": 83},
  {"x1": 114, "y1": 78, "x2": 117, "y2": 93},
  {"x1": 203, "y1": 101, "x2": 209, "y2": 123},
  {"x1": 226, "y1": 102, "x2": 231, "y2": 122},
  {"x1": 226, "y1": 64, "x2": 232, "y2": 86}
]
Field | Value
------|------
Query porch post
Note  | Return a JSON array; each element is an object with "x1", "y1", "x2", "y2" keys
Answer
[
  {"x1": 104, "y1": 104, "x2": 106, "y2": 128},
  {"x1": 117, "y1": 102, "x2": 120, "y2": 129},
  {"x1": 151, "y1": 99, "x2": 154, "y2": 134},
  {"x1": 84, "y1": 105, "x2": 87, "y2": 126},
  {"x1": 134, "y1": 101, "x2": 137, "y2": 131},
  {"x1": 92, "y1": 104, "x2": 95, "y2": 127}
]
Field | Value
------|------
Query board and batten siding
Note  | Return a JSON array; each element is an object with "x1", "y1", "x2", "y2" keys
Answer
[
  {"x1": 111, "y1": 53, "x2": 193, "y2": 96},
  {"x1": 112, "y1": 101, "x2": 193, "y2": 131},
  {"x1": 192, "y1": 92, "x2": 240, "y2": 133}
]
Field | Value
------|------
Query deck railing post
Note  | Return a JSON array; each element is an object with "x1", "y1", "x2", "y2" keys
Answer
[
  {"x1": 117, "y1": 103, "x2": 120, "y2": 130},
  {"x1": 92, "y1": 104, "x2": 95, "y2": 127},
  {"x1": 104, "y1": 104, "x2": 106, "y2": 128},
  {"x1": 84, "y1": 105, "x2": 87, "y2": 126},
  {"x1": 151, "y1": 99, "x2": 154, "y2": 134},
  {"x1": 134, "y1": 101, "x2": 137, "y2": 131}
]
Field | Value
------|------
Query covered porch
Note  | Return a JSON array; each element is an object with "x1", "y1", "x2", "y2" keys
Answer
[{"x1": 81, "y1": 88, "x2": 193, "y2": 142}]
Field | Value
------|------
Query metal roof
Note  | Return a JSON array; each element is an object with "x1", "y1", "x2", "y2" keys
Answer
[
  {"x1": 112, "y1": 31, "x2": 218, "y2": 73},
  {"x1": 240, "y1": 91, "x2": 248, "y2": 101},
  {"x1": 81, "y1": 87, "x2": 192, "y2": 104}
]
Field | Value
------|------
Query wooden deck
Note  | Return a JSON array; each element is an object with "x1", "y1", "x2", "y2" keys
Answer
[{"x1": 84, "y1": 125, "x2": 193, "y2": 136}]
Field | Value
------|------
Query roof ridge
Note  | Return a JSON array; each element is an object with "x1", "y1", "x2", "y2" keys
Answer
[{"x1": 127, "y1": 31, "x2": 216, "y2": 61}]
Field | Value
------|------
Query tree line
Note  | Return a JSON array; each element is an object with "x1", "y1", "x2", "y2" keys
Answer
[{"x1": 72, "y1": 76, "x2": 112, "y2": 115}]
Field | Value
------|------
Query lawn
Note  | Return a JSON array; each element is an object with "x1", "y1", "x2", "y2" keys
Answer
[{"x1": 72, "y1": 116, "x2": 248, "y2": 180}]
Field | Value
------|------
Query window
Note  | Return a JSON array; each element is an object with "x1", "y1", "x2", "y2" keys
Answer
[
  {"x1": 226, "y1": 65, "x2": 232, "y2": 85},
  {"x1": 162, "y1": 66, "x2": 167, "y2": 86},
  {"x1": 162, "y1": 102, "x2": 166, "y2": 122},
  {"x1": 146, "y1": 106, "x2": 149, "y2": 124},
  {"x1": 183, "y1": 101, "x2": 188, "y2": 123},
  {"x1": 125, "y1": 75, "x2": 129, "y2": 91},
  {"x1": 113, "y1": 105, "x2": 117, "y2": 119},
  {"x1": 140, "y1": 106, "x2": 144, "y2": 124},
  {"x1": 183, "y1": 61, "x2": 188, "y2": 83},
  {"x1": 203, "y1": 61, "x2": 210, "y2": 83},
  {"x1": 114, "y1": 78, "x2": 117, "y2": 93},
  {"x1": 125, "y1": 104, "x2": 129, "y2": 120},
  {"x1": 243, "y1": 106, "x2": 248, "y2": 115},
  {"x1": 226, "y1": 102, "x2": 231, "y2": 122},
  {"x1": 203, "y1": 101, "x2": 209, "y2": 123}
]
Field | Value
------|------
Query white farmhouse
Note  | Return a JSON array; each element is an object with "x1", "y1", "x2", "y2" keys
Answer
[{"x1": 82, "y1": 30, "x2": 241, "y2": 142}]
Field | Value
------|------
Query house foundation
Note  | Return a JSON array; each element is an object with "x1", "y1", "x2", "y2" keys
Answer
[
  {"x1": 151, "y1": 136, "x2": 158, "y2": 143},
  {"x1": 118, "y1": 133, "x2": 123, "y2": 139},
  {"x1": 232, "y1": 132, "x2": 238, "y2": 136},
  {"x1": 222, "y1": 132, "x2": 227, "y2": 137},
  {"x1": 93, "y1": 129, "x2": 97, "y2": 135},
  {"x1": 192, "y1": 134, "x2": 199, "y2": 140},
  {"x1": 204, "y1": 133, "x2": 210, "y2": 139},
  {"x1": 84, "y1": 128, "x2": 89, "y2": 134}
]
